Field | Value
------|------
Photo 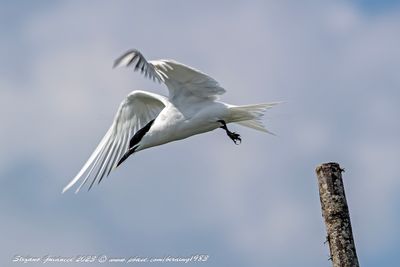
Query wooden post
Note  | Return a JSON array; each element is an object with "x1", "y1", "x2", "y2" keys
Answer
[{"x1": 315, "y1": 162, "x2": 360, "y2": 267}]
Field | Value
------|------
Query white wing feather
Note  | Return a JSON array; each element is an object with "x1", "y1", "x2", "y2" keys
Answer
[
  {"x1": 114, "y1": 49, "x2": 226, "y2": 101},
  {"x1": 63, "y1": 90, "x2": 168, "y2": 193},
  {"x1": 113, "y1": 49, "x2": 168, "y2": 82}
]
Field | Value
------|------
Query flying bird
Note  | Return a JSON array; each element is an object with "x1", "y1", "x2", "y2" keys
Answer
[{"x1": 63, "y1": 49, "x2": 278, "y2": 193}]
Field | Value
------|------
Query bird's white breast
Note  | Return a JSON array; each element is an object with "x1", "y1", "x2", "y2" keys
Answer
[{"x1": 137, "y1": 101, "x2": 230, "y2": 150}]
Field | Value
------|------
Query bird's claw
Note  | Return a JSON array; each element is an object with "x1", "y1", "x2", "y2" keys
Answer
[
  {"x1": 228, "y1": 131, "x2": 241, "y2": 145},
  {"x1": 218, "y1": 119, "x2": 242, "y2": 145}
]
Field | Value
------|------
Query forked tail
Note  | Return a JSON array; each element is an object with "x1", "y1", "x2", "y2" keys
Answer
[{"x1": 229, "y1": 102, "x2": 280, "y2": 134}]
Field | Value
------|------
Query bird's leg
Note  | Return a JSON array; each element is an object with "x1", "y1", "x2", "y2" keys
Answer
[{"x1": 217, "y1": 120, "x2": 241, "y2": 145}]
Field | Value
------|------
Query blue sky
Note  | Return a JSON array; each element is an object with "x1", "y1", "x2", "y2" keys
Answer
[{"x1": 1, "y1": 1, "x2": 400, "y2": 266}]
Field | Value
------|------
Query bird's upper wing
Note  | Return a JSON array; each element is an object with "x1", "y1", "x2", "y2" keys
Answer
[
  {"x1": 63, "y1": 90, "x2": 168, "y2": 193},
  {"x1": 113, "y1": 49, "x2": 226, "y2": 101}
]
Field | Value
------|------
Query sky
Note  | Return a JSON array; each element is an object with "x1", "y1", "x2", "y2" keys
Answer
[{"x1": 1, "y1": 1, "x2": 400, "y2": 266}]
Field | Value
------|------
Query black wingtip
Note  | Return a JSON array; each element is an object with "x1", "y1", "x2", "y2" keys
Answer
[
  {"x1": 117, "y1": 144, "x2": 140, "y2": 168},
  {"x1": 116, "y1": 151, "x2": 130, "y2": 168},
  {"x1": 113, "y1": 49, "x2": 140, "y2": 69}
]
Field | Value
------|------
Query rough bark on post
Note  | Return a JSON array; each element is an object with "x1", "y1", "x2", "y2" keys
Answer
[{"x1": 316, "y1": 162, "x2": 359, "y2": 267}]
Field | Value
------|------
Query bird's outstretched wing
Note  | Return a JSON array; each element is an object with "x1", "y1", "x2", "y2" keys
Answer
[
  {"x1": 63, "y1": 90, "x2": 168, "y2": 193},
  {"x1": 113, "y1": 49, "x2": 168, "y2": 83},
  {"x1": 114, "y1": 49, "x2": 226, "y2": 101}
]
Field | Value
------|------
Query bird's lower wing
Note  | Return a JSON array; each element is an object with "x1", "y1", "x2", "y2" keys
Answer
[{"x1": 63, "y1": 90, "x2": 167, "y2": 193}]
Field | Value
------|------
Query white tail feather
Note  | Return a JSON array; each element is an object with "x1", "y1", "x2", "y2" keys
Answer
[{"x1": 229, "y1": 102, "x2": 281, "y2": 133}]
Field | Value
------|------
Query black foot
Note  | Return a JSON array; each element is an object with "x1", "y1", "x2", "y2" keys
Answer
[
  {"x1": 227, "y1": 131, "x2": 241, "y2": 145},
  {"x1": 218, "y1": 120, "x2": 242, "y2": 145}
]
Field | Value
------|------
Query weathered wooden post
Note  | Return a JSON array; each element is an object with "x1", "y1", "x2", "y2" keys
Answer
[{"x1": 315, "y1": 162, "x2": 360, "y2": 267}]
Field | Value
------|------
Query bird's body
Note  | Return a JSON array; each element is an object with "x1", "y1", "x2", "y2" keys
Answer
[
  {"x1": 140, "y1": 100, "x2": 228, "y2": 150},
  {"x1": 63, "y1": 49, "x2": 278, "y2": 193}
]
